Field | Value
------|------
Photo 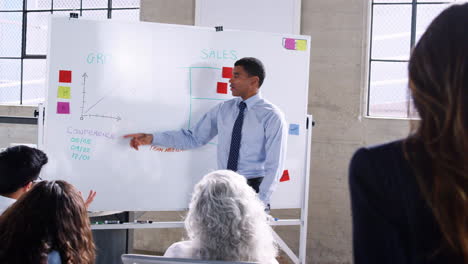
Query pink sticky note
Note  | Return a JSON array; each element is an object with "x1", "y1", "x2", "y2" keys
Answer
[
  {"x1": 284, "y1": 38, "x2": 296, "y2": 50},
  {"x1": 57, "y1": 102, "x2": 70, "y2": 114}
]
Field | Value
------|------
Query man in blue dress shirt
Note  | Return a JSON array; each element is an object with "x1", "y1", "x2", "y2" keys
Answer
[{"x1": 124, "y1": 57, "x2": 287, "y2": 206}]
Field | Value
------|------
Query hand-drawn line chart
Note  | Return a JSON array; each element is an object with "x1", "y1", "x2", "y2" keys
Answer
[{"x1": 79, "y1": 72, "x2": 122, "y2": 121}]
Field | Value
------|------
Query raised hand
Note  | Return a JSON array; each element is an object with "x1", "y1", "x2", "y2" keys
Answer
[{"x1": 80, "y1": 190, "x2": 97, "y2": 209}]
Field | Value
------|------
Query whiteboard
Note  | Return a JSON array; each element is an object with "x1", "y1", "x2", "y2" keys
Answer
[{"x1": 42, "y1": 16, "x2": 311, "y2": 211}]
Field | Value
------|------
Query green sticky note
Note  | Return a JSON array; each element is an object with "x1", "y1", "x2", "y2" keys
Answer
[
  {"x1": 296, "y1": 39, "x2": 307, "y2": 51},
  {"x1": 57, "y1": 86, "x2": 71, "y2": 99}
]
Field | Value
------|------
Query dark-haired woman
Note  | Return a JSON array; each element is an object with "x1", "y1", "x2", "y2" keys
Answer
[
  {"x1": 0, "y1": 180, "x2": 96, "y2": 264},
  {"x1": 349, "y1": 3, "x2": 468, "y2": 264}
]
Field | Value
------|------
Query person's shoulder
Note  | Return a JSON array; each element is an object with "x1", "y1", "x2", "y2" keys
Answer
[
  {"x1": 204, "y1": 98, "x2": 237, "y2": 116},
  {"x1": 350, "y1": 139, "x2": 410, "y2": 193},
  {"x1": 351, "y1": 139, "x2": 405, "y2": 167},
  {"x1": 350, "y1": 139, "x2": 416, "y2": 224},
  {"x1": 223, "y1": 97, "x2": 239, "y2": 106},
  {"x1": 368, "y1": 139, "x2": 405, "y2": 154},
  {"x1": 255, "y1": 98, "x2": 285, "y2": 122},
  {"x1": 256, "y1": 97, "x2": 283, "y2": 112},
  {"x1": 164, "y1": 241, "x2": 195, "y2": 258},
  {"x1": 216, "y1": 98, "x2": 239, "y2": 111}
]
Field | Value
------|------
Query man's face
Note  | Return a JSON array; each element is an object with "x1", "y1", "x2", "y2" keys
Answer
[{"x1": 229, "y1": 66, "x2": 258, "y2": 99}]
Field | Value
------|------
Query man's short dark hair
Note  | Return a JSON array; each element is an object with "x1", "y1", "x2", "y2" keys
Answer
[
  {"x1": 0, "y1": 145, "x2": 48, "y2": 195},
  {"x1": 234, "y1": 57, "x2": 266, "y2": 87}
]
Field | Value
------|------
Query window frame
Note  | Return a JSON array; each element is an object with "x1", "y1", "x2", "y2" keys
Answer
[
  {"x1": 366, "y1": 0, "x2": 457, "y2": 119},
  {"x1": 0, "y1": 0, "x2": 139, "y2": 106}
]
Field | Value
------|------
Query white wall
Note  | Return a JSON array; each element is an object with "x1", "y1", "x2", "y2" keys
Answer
[{"x1": 0, "y1": 106, "x2": 38, "y2": 147}]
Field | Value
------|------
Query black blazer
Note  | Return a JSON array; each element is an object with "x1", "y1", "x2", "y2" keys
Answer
[{"x1": 349, "y1": 140, "x2": 463, "y2": 264}]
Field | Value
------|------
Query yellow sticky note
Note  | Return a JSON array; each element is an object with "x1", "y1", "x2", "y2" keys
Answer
[
  {"x1": 296, "y1": 39, "x2": 307, "y2": 51},
  {"x1": 57, "y1": 86, "x2": 71, "y2": 99}
]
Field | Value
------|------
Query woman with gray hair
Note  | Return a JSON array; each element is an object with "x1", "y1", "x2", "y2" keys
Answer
[{"x1": 164, "y1": 170, "x2": 278, "y2": 263}]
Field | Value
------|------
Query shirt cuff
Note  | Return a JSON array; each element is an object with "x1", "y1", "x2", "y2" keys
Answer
[
  {"x1": 258, "y1": 192, "x2": 270, "y2": 206},
  {"x1": 151, "y1": 133, "x2": 159, "y2": 145}
]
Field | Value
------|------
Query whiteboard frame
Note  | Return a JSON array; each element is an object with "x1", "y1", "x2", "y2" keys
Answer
[
  {"x1": 195, "y1": 0, "x2": 302, "y2": 35},
  {"x1": 37, "y1": 103, "x2": 45, "y2": 149}
]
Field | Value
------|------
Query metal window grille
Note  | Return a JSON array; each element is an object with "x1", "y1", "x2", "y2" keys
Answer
[
  {"x1": 367, "y1": 0, "x2": 464, "y2": 118},
  {"x1": 0, "y1": 0, "x2": 140, "y2": 105}
]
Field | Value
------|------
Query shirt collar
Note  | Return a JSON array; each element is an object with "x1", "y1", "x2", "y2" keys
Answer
[
  {"x1": 0, "y1": 195, "x2": 16, "y2": 208},
  {"x1": 239, "y1": 92, "x2": 262, "y2": 110}
]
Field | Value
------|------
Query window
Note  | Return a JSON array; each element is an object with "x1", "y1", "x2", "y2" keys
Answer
[
  {"x1": 0, "y1": 0, "x2": 140, "y2": 106},
  {"x1": 367, "y1": 0, "x2": 466, "y2": 118}
]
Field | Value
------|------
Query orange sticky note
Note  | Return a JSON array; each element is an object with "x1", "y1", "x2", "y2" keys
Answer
[{"x1": 280, "y1": 170, "x2": 290, "y2": 182}]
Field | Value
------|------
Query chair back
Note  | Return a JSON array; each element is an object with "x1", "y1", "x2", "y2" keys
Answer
[{"x1": 121, "y1": 254, "x2": 259, "y2": 264}]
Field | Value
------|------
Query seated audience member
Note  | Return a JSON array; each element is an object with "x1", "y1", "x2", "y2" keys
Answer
[
  {"x1": 349, "y1": 4, "x2": 468, "y2": 264},
  {"x1": 0, "y1": 180, "x2": 96, "y2": 264},
  {"x1": 0, "y1": 145, "x2": 96, "y2": 214},
  {"x1": 164, "y1": 170, "x2": 278, "y2": 263},
  {"x1": 0, "y1": 145, "x2": 48, "y2": 214}
]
